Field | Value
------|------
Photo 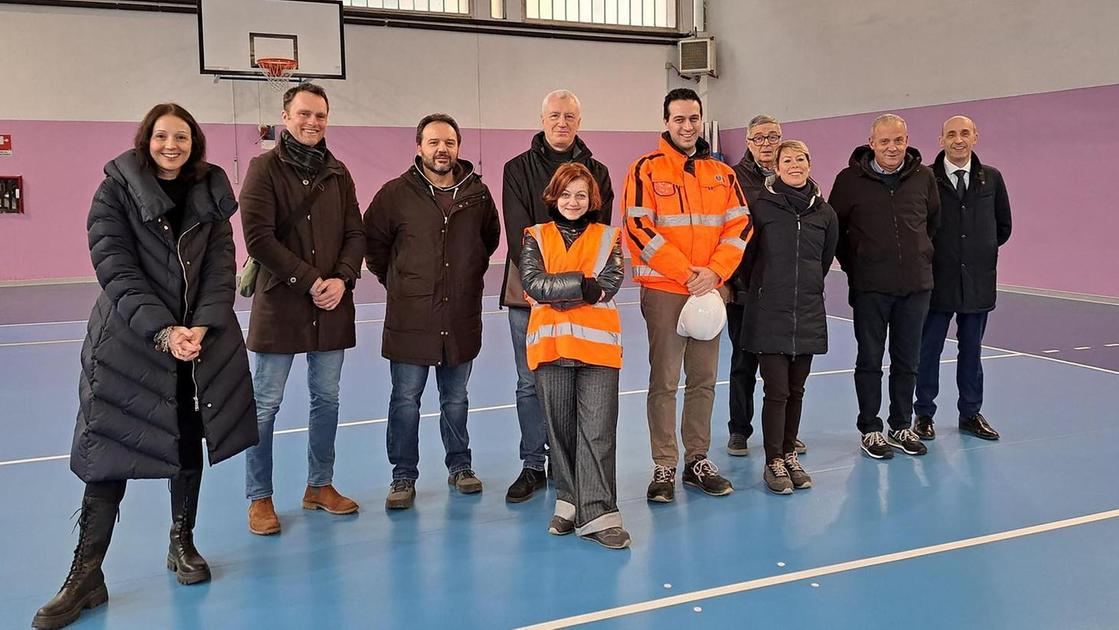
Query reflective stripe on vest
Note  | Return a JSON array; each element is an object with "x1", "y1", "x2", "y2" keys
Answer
[{"x1": 525, "y1": 222, "x2": 623, "y2": 370}]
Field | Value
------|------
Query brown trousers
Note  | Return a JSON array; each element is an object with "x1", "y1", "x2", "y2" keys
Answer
[{"x1": 640, "y1": 287, "x2": 722, "y2": 467}]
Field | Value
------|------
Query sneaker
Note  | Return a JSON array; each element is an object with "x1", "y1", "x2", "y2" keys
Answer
[
  {"x1": 505, "y1": 468, "x2": 547, "y2": 503},
  {"x1": 794, "y1": 438, "x2": 808, "y2": 454},
  {"x1": 646, "y1": 465, "x2": 676, "y2": 503},
  {"x1": 887, "y1": 428, "x2": 929, "y2": 456},
  {"x1": 860, "y1": 432, "x2": 894, "y2": 459},
  {"x1": 764, "y1": 458, "x2": 794, "y2": 494},
  {"x1": 783, "y1": 452, "x2": 812, "y2": 489},
  {"x1": 683, "y1": 458, "x2": 733, "y2": 496},
  {"x1": 581, "y1": 527, "x2": 631, "y2": 550},
  {"x1": 547, "y1": 515, "x2": 575, "y2": 536},
  {"x1": 448, "y1": 469, "x2": 484, "y2": 494},
  {"x1": 385, "y1": 479, "x2": 416, "y2": 510},
  {"x1": 726, "y1": 433, "x2": 748, "y2": 456}
]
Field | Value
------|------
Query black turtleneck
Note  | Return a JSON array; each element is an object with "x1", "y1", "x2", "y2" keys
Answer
[
  {"x1": 773, "y1": 178, "x2": 814, "y2": 215},
  {"x1": 157, "y1": 175, "x2": 191, "y2": 236},
  {"x1": 541, "y1": 141, "x2": 575, "y2": 165}
]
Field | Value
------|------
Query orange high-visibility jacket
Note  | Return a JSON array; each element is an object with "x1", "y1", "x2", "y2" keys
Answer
[
  {"x1": 525, "y1": 222, "x2": 623, "y2": 370},
  {"x1": 623, "y1": 135, "x2": 753, "y2": 294}
]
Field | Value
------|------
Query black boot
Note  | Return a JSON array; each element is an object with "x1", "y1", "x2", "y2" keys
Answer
[
  {"x1": 32, "y1": 495, "x2": 119, "y2": 629},
  {"x1": 167, "y1": 470, "x2": 211, "y2": 585}
]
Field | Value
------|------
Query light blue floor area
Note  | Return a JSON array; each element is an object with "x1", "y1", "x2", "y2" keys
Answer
[{"x1": 1, "y1": 287, "x2": 1116, "y2": 629}]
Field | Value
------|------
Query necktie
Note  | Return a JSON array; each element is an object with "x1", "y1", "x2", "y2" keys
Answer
[{"x1": 955, "y1": 169, "x2": 967, "y2": 199}]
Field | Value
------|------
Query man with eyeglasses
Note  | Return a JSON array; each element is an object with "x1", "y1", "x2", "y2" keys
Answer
[
  {"x1": 725, "y1": 115, "x2": 806, "y2": 458},
  {"x1": 829, "y1": 113, "x2": 940, "y2": 460},
  {"x1": 914, "y1": 116, "x2": 1011, "y2": 442}
]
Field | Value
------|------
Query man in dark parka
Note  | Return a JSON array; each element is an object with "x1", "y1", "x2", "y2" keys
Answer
[{"x1": 364, "y1": 113, "x2": 501, "y2": 510}]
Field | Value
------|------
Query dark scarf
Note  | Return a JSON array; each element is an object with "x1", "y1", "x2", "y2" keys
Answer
[
  {"x1": 280, "y1": 129, "x2": 327, "y2": 180},
  {"x1": 773, "y1": 178, "x2": 815, "y2": 215}
]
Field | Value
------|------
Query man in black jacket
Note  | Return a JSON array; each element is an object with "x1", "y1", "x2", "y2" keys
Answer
[
  {"x1": 364, "y1": 114, "x2": 501, "y2": 510},
  {"x1": 726, "y1": 115, "x2": 806, "y2": 458},
  {"x1": 914, "y1": 115, "x2": 1011, "y2": 442},
  {"x1": 500, "y1": 90, "x2": 614, "y2": 503},
  {"x1": 830, "y1": 113, "x2": 940, "y2": 460}
]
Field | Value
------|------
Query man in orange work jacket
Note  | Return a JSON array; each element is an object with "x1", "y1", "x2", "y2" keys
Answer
[{"x1": 624, "y1": 88, "x2": 753, "y2": 504}]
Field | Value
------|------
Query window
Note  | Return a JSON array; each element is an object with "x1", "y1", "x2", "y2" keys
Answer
[
  {"x1": 524, "y1": 0, "x2": 675, "y2": 28},
  {"x1": 341, "y1": 0, "x2": 471, "y2": 14}
]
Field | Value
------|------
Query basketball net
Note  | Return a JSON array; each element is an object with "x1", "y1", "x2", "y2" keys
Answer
[{"x1": 256, "y1": 57, "x2": 298, "y2": 92}]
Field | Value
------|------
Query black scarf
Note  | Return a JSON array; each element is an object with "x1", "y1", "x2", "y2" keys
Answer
[
  {"x1": 773, "y1": 178, "x2": 815, "y2": 215},
  {"x1": 280, "y1": 129, "x2": 327, "y2": 180}
]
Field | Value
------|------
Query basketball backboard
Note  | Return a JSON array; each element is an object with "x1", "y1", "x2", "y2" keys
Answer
[{"x1": 198, "y1": 0, "x2": 345, "y2": 81}]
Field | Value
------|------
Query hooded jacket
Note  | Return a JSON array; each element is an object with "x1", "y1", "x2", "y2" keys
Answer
[
  {"x1": 364, "y1": 158, "x2": 501, "y2": 366},
  {"x1": 828, "y1": 145, "x2": 940, "y2": 295},
  {"x1": 500, "y1": 132, "x2": 614, "y2": 308},
  {"x1": 72, "y1": 150, "x2": 258, "y2": 482}
]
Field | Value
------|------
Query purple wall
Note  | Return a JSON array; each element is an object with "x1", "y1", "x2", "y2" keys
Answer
[
  {"x1": 0, "y1": 122, "x2": 658, "y2": 282},
  {"x1": 718, "y1": 84, "x2": 1119, "y2": 298}
]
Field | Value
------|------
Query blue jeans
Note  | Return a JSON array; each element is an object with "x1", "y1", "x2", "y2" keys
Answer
[
  {"x1": 244, "y1": 350, "x2": 345, "y2": 500},
  {"x1": 508, "y1": 307, "x2": 547, "y2": 471},
  {"x1": 915, "y1": 310, "x2": 988, "y2": 419},
  {"x1": 387, "y1": 360, "x2": 473, "y2": 481}
]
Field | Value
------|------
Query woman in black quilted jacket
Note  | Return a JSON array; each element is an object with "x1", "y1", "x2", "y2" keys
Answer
[{"x1": 33, "y1": 104, "x2": 257, "y2": 630}]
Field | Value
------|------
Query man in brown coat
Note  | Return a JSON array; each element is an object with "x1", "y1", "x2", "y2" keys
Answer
[
  {"x1": 364, "y1": 113, "x2": 501, "y2": 510},
  {"x1": 239, "y1": 84, "x2": 366, "y2": 534}
]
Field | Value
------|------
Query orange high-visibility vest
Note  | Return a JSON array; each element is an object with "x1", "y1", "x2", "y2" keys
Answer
[{"x1": 525, "y1": 222, "x2": 623, "y2": 370}]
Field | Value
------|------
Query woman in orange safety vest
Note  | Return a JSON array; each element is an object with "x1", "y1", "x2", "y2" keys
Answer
[{"x1": 520, "y1": 163, "x2": 629, "y2": 549}]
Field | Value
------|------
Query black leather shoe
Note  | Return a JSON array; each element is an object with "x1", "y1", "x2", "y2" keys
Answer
[
  {"x1": 914, "y1": 415, "x2": 935, "y2": 441},
  {"x1": 959, "y1": 413, "x2": 1000, "y2": 440}
]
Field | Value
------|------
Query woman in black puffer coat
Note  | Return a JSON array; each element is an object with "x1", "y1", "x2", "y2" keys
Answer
[
  {"x1": 33, "y1": 104, "x2": 257, "y2": 630},
  {"x1": 740, "y1": 140, "x2": 838, "y2": 496}
]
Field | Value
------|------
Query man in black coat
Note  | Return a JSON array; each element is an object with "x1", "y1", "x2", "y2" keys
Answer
[
  {"x1": 725, "y1": 114, "x2": 805, "y2": 458},
  {"x1": 829, "y1": 113, "x2": 940, "y2": 460},
  {"x1": 365, "y1": 113, "x2": 501, "y2": 510},
  {"x1": 914, "y1": 115, "x2": 1012, "y2": 441},
  {"x1": 500, "y1": 90, "x2": 614, "y2": 503}
]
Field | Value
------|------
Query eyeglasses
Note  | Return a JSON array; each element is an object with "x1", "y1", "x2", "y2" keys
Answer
[{"x1": 748, "y1": 133, "x2": 782, "y2": 146}]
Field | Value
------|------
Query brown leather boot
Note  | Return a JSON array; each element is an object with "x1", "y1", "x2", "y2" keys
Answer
[
  {"x1": 302, "y1": 485, "x2": 358, "y2": 515},
  {"x1": 247, "y1": 498, "x2": 281, "y2": 536}
]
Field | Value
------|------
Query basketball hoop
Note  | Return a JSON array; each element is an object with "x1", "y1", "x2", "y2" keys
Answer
[{"x1": 256, "y1": 57, "x2": 298, "y2": 92}]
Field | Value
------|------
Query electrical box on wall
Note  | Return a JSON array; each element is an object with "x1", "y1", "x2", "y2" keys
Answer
[{"x1": 0, "y1": 176, "x2": 23, "y2": 214}]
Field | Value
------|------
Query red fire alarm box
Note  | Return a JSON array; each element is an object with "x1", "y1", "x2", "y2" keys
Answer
[{"x1": 1, "y1": 176, "x2": 23, "y2": 213}]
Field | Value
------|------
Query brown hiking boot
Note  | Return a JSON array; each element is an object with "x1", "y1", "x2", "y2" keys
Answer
[
  {"x1": 302, "y1": 485, "x2": 359, "y2": 515},
  {"x1": 247, "y1": 498, "x2": 281, "y2": 536}
]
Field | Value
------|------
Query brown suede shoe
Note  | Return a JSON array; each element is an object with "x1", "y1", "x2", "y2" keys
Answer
[
  {"x1": 248, "y1": 498, "x2": 281, "y2": 536},
  {"x1": 302, "y1": 485, "x2": 359, "y2": 515}
]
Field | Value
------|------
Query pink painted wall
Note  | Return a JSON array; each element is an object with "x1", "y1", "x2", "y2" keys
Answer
[
  {"x1": 718, "y1": 84, "x2": 1119, "y2": 298},
  {"x1": 0, "y1": 123, "x2": 658, "y2": 282}
]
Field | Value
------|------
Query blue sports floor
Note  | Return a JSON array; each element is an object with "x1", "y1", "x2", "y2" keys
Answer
[{"x1": 1, "y1": 273, "x2": 1117, "y2": 629}]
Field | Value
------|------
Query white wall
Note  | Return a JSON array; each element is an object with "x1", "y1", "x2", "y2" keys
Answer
[
  {"x1": 1, "y1": 4, "x2": 679, "y2": 131},
  {"x1": 704, "y1": 0, "x2": 1119, "y2": 127}
]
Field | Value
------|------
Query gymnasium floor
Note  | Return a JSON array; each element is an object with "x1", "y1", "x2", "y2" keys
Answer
[{"x1": 1, "y1": 269, "x2": 1117, "y2": 629}]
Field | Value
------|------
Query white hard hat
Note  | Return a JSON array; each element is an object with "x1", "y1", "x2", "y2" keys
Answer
[{"x1": 676, "y1": 291, "x2": 727, "y2": 340}]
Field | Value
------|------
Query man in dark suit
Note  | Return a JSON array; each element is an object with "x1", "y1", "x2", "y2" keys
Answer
[{"x1": 914, "y1": 115, "x2": 1012, "y2": 441}]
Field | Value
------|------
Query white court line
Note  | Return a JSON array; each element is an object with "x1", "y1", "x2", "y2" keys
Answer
[
  {"x1": 826, "y1": 314, "x2": 1119, "y2": 377},
  {"x1": 516, "y1": 508, "x2": 1119, "y2": 629},
  {"x1": 0, "y1": 353, "x2": 1023, "y2": 469},
  {"x1": 1042, "y1": 349, "x2": 1060, "y2": 354},
  {"x1": 1074, "y1": 346, "x2": 1091, "y2": 351},
  {"x1": 1106, "y1": 343, "x2": 1119, "y2": 348}
]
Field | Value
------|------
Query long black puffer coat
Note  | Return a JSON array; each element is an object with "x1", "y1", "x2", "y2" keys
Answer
[
  {"x1": 71, "y1": 149, "x2": 258, "y2": 482},
  {"x1": 741, "y1": 178, "x2": 838, "y2": 356}
]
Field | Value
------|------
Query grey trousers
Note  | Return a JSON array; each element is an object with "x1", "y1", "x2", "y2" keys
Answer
[{"x1": 535, "y1": 362, "x2": 622, "y2": 536}]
